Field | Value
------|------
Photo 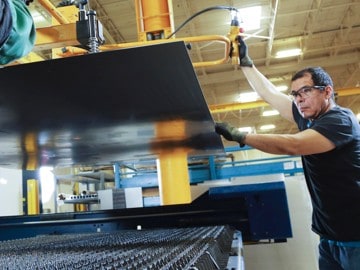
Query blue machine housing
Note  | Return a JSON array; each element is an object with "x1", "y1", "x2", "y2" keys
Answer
[{"x1": 208, "y1": 181, "x2": 292, "y2": 241}]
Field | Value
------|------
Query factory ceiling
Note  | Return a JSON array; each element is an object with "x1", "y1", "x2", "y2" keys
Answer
[{"x1": 28, "y1": 0, "x2": 360, "y2": 148}]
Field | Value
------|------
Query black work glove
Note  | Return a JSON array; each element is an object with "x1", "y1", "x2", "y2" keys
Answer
[
  {"x1": 237, "y1": 36, "x2": 253, "y2": 67},
  {"x1": 215, "y1": 122, "x2": 247, "y2": 147}
]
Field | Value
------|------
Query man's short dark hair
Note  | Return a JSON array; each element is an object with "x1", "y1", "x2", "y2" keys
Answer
[{"x1": 291, "y1": 67, "x2": 334, "y2": 88}]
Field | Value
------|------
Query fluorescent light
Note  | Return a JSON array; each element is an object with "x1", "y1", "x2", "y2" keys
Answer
[
  {"x1": 259, "y1": 124, "x2": 275, "y2": 130},
  {"x1": 275, "y1": 48, "x2": 302, "y2": 58},
  {"x1": 239, "y1": 6, "x2": 262, "y2": 31},
  {"x1": 276, "y1": 85, "x2": 288, "y2": 92},
  {"x1": 238, "y1": 126, "x2": 253, "y2": 133},
  {"x1": 237, "y1": 92, "x2": 259, "y2": 103},
  {"x1": 262, "y1": 110, "x2": 279, "y2": 117},
  {"x1": 30, "y1": 9, "x2": 48, "y2": 24}
]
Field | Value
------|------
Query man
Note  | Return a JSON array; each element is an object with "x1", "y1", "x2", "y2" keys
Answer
[
  {"x1": 215, "y1": 37, "x2": 360, "y2": 269},
  {"x1": 0, "y1": 0, "x2": 35, "y2": 65}
]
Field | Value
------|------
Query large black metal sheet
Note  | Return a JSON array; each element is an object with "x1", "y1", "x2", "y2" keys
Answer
[{"x1": 0, "y1": 42, "x2": 224, "y2": 168}]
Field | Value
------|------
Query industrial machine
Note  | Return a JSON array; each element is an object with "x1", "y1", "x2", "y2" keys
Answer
[
  {"x1": 0, "y1": 225, "x2": 243, "y2": 269},
  {"x1": 0, "y1": 1, "x2": 294, "y2": 269},
  {"x1": 0, "y1": 178, "x2": 291, "y2": 269}
]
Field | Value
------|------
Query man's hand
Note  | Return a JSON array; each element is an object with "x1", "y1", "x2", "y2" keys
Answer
[
  {"x1": 237, "y1": 36, "x2": 253, "y2": 67},
  {"x1": 215, "y1": 122, "x2": 247, "y2": 147}
]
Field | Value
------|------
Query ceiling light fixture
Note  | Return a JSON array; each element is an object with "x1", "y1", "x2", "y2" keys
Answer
[
  {"x1": 238, "y1": 126, "x2": 253, "y2": 133},
  {"x1": 259, "y1": 124, "x2": 275, "y2": 130},
  {"x1": 239, "y1": 6, "x2": 262, "y2": 31},
  {"x1": 275, "y1": 48, "x2": 302, "y2": 58},
  {"x1": 262, "y1": 110, "x2": 279, "y2": 117},
  {"x1": 31, "y1": 10, "x2": 46, "y2": 24},
  {"x1": 236, "y1": 92, "x2": 259, "y2": 103}
]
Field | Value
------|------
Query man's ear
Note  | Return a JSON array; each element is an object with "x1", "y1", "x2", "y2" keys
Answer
[{"x1": 325, "y1": 85, "x2": 334, "y2": 99}]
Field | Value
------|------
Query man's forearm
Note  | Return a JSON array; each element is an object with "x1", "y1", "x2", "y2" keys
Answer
[
  {"x1": 244, "y1": 133, "x2": 299, "y2": 155},
  {"x1": 241, "y1": 66, "x2": 294, "y2": 122}
]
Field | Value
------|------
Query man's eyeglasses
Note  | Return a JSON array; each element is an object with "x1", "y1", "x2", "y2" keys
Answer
[{"x1": 289, "y1": 85, "x2": 326, "y2": 98}]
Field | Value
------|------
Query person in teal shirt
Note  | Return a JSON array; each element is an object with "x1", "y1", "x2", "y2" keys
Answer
[{"x1": 0, "y1": 0, "x2": 36, "y2": 65}]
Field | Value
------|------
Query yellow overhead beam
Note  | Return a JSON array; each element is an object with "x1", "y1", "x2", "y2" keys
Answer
[
  {"x1": 11, "y1": 52, "x2": 44, "y2": 64},
  {"x1": 35, "y1": 23, "x2": 80, "y2": 51},
  {"x1": 209, "y1": 100, "x2": 269, "y2": 114},
  {"x1": 335, "y1": 87, "x2": 360, "y2": 97},
  {"x1": 33, "y1": 5, "x2": 81, "y2": 51},
  {"x1": 209, "y1": 87, "x2": 360, "y2": 114}
]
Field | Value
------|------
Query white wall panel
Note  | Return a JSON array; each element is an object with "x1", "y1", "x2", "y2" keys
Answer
[
  {"x1": 243, "y1": 175, "x2": 319, "y2": 270},
  {"x1": 0, "y1": 168, "x2": 23, "y2": 216}
]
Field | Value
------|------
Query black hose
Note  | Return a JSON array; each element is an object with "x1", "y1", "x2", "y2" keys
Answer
[{"x1": 166, "y1": 5, "x2": 238, "y2": 39}]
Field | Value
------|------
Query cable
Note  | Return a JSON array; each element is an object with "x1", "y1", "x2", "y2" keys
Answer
[{"x1": 166, "y1": 5, "x2": 238, "y2": 39}]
